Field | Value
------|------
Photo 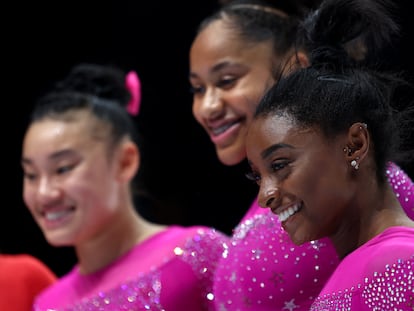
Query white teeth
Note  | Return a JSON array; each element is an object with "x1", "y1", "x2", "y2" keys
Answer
[
  {"x1": 212, "y1": 124, "x2": 232, "y2": 135},
  {"x1": 277, "y1": 204, "x2": 300, "y2": 222},
  {"x1": 45, "y1": 210, "x2": 70, "y2": 221},
  {"x1": 211, "y1": 120, "x2": 239, "y2": 135}
]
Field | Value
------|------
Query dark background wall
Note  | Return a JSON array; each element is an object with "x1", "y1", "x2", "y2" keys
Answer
[{"x1": 3, "y1": 1, "x2": 413, "y2": 277}]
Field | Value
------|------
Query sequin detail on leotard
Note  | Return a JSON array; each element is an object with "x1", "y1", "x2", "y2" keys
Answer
[
  {"x1": 311, "y1": 256, "x2": 414, "y2": 310},
  {"x1": 33, "y1": 227, "x2": 228, "y2": 311},
  {"x1": 214, "y1": 212, "x2": 339, "y2": 311}
]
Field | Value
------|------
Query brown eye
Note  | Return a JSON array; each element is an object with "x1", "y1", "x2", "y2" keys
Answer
[
  {"x1": 271, "y1": 160, "x2": 289, "y2": 172},
  {"x1": 23, "y1": 171, "x2": 37, "y2": 181},
  {"x1": 56, "y1": 165, "x2": 74, "y2": 175},
  {"x1": 217, "y1": 77, "x2": 237, "y2": 89},
  {"x1": 189, "y1": 85, "x2": 205, "y2": 95}
]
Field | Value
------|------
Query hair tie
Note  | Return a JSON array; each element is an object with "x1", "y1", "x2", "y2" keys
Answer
[
  {"x1": 317, "y1": 74, "x2": 354, "y2": 85},
  {"x1": 125, "y1": 70, "x2": 141, "y2": 116}
]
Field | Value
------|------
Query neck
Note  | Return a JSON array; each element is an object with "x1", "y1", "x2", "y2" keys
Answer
[
  {"x1": 331, "y1": 184, "x2": 412, "y2": 259},
  {"x1": 76, "y1": 204, "x2": 166, "y2": 274}
]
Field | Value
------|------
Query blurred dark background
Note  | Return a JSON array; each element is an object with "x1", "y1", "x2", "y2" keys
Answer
[{"x1": 3, "y1": 0, "x2": 413, "y2": 277}]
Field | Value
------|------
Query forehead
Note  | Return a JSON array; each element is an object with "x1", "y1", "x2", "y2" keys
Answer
[
  {"x1": 190, "y1": 19, "x2": 273, "y2": 67},
  {"x1": 246, "y1": 113, "x2": 350, "y2": 161},
  {"x1": 23, "y1": 115, "x2": 100, "y2": 155},
  {"x1": 248, "y1": 115, "x2": 296, "y2": 143},
  {"x1": 192, "y1": 20, "x2": 245, "y2": 54},
  {"x1": 246, "y1": 115, "x2": 319, "y2": 157}
]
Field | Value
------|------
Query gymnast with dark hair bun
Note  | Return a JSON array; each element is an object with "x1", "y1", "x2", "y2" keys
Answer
[
  {"x1": 189, "y1": 0, "x2": 413, "y2": 309},
  {"x1": 245, "y1": 0, "x2": 414, "y2": 309},
  {"x1": 22, "y1": 63, "x2": 228, "y2": 311}
]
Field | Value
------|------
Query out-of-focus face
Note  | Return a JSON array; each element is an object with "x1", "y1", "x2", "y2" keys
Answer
[
  {"x1": 189, "y1": 19, "x2": 276, "y2": 166},
  {"x1": 21, "y1": 115, "x2": 122, "y2": 247},
  {"x1": 245, "y1": 115, "x2": 353, "y2": 245}
]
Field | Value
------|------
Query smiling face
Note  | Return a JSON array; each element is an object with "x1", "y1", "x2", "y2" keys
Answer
[
  {"x1": 21, "y1": 113, "x2": 124, "y2": 247},
  {"x1": 246, "y1": 115, "x2": 354, "y2": 245},
  {"x1": 189, "y1": 19, "x2": 276, "y2": 166}
]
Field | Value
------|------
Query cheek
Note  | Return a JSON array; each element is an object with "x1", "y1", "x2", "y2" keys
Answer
[
  {"x1": 22, "y1": 183, "x2": 36, "y2": 211},
  {"x1": 232, "y1": 74, "x2": 270, "y2": 111},
  {"x1": 291, "y1": 170, "x2": 318, "y2": 198},
  {"x1": 70, "y1": 171, "x2": 105, "y2": 196},
  {"x1": 236, "y1": 86, "x2": 265, "y2": 112},
  {"x1": 192, "y1": 101, "x2": 203, "y2": 124},
  {"x1": 74, "y1": 161, "x2": 117, "y2": 198},
  {"x1": 246, "y1": 69, "x2": 275, "y2": 97},
  {"x1": 192, "y1": 97, "x2": 210, "y2": 130},
  {"x1": 294, "y1": 159, "x2": 348, "y2": 213},
  {"x1": 290, "y1": 158, "x2": 328, "y2": 201}
]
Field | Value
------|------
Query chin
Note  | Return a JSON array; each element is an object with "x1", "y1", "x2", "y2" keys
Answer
[
  {"x1": 288, "y1": 230, "x2": 315, "y2": 246},
  {"x1": 217, "y1": 148, "x2": 245, "y2": 166},
  {"x1": 44, "y1": 232, "x2": 74, "y2": 248},
  {"x1": 290, "y1": 236, "x2": 307, "y2": 246}
]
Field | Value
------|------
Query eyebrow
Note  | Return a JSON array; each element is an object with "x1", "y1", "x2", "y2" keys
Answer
[
  {"x1": 21, "y1": 149, "x2": 76, "y2": 165},
  {"x1": 261, "y1": 143, "x2": 293, "y2": 159}
]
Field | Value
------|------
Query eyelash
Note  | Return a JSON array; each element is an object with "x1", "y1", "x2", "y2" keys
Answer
[
  {"x1": 189, "y1": 77, "x2": 238, "y2": 95},
  {"x1": 189, "y1": 86, "x2": 204, "y2": 95},
  {"x1": 56, "y1": 165, "x2": 74, "y2": 175},
  {"x1": 217, "y1": 77, "x2": 237, "y2": 88},
  {"x1": 245, "y1": 160, "x2": 291, "y2": 185},
  {"x1": 23, "y1": 171, "x2": 37, "y2": 181},
  {"x1": 271, "y1": 161, "x2": 289, "y2": 171},
  {"x1": 245, "y1": 171, "x2": 260, "y2": 184},
  {"x1": 22, "y1": 162, "x2": 76, "y2": 183}
]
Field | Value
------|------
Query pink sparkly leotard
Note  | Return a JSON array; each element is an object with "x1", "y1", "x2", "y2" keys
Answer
[
  {"x1": 213, "y1": 162, "x2": 413, "y2": 310},
  {"x1": 33, "y1": 226, "x2": 229, "y2": 311},
  {"x1": 310, "y1": 227, "x2": 414, "y2": 310}
]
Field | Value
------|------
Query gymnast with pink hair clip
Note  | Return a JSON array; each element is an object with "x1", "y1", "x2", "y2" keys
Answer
[{"x1": 22, "y1": 63, "x2": 229, "y2": 311}]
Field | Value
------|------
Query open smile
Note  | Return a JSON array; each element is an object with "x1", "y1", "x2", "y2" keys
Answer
[{"x1": 272, "y1": 202, "x2": 302, "y2": 223}]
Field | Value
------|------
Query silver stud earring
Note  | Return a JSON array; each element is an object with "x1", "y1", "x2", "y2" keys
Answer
[
  {"x1": 359, "y1": 123, "x2": 368, "y2": 130},
  {"x1": 343, "y1": 146, "x2": 352, "y2": 155},
  {"x1": 351, "y1": 157, "x2": 359, "y2": 170}
]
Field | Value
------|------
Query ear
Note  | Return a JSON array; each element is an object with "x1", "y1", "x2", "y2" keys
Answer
[
  {"x1": 282, "y1": 51, "x2": 310, "y2": 75},
  {"x1": 344, "y1": 122, "x2": 369, "y2": 168},
  {"x1": 116, "y1": 140, "x2": 140, "y2": 183},
  {"x1": 295, "y1": 51, "x2": 310, "y2": 68}
]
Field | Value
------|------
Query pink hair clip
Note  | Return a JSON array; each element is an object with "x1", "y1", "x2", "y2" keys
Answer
[{"x1": 125, "y1": 70, "x2": 141, "y2": 116}]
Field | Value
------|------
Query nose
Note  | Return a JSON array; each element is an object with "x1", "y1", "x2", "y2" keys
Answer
[
  {"x1": 35, "y1": 176, "x2": 62, "y2": 205},
  {"x1": 258, "y1": 185, "x2": 281, "y2": 209},
  {"x1": 198, "y1": 88, "x2": 224, "y2": 120}
]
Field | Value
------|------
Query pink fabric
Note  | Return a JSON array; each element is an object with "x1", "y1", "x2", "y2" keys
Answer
[
  {"x1": 33, "y1": 226, "x2": 228, "y2": 311},
  {"x1": 213, "y1": 162, "x2": 414, "y2": 310},
  {"x1": 214, "y1": 201, "x2": 339, "y2": 311},
  {"x1": 310, "y1": 227, "x2": 414, "y2": 310},
  {"x1": 387, "y1": 162, "x2": 414, "y2": 219}
]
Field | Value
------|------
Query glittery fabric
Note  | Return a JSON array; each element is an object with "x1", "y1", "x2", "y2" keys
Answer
[
  {"x1": 214, "y1": 207, "x2": 340, "y2": 311},
  {"x1": 32, "y1": 226, "x2": 229, "y2": 311},
  {"x1": 213, "y1": 162, "x2": 413, "y2": 311},
  {"x1": 310, "y1": 227, "x2": 414, "y2": 311},
  {"x1": 387, "y1": 162, "x2": 414, "y2": 219}
]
